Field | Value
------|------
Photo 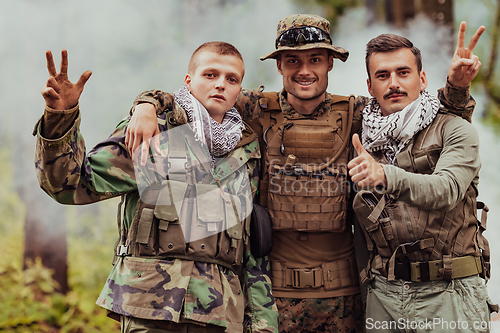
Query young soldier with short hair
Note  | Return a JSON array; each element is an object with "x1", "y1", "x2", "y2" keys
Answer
[{"x1": 34, "y1": 42, "x2": 278, "y2": 333}]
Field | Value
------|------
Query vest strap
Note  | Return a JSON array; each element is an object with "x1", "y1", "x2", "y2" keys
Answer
[
  {"x1": 268, "y1": 200, "x2": 345, "y2": 214},
  {"x1": 112, "y1": 195, "x2": 127, "y2": 265},
  {"x1": 270, "y1": 216, "x2": 345, "y2": 231},
  {"x1": 386, "y1": 238, "x2": 435, "y2": 281},
  {"x1": 476, "y1": 201, "x2": 491, "y2": 279}
]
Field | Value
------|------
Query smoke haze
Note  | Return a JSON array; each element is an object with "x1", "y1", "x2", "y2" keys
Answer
[{"x1": 1, "y1": 0, "x2": 498, "y2": 324}]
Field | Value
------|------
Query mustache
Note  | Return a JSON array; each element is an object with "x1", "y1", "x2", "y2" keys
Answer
[{"x1": 384, "y1": 89, "x2": 407, "y2": 99}]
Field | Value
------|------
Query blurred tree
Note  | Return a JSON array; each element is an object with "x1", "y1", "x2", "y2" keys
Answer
[
  {"x1": 23, "y1": 194, "x2": 69, "y2": 295},
  {"x1": 366, "y1": 0, "x2": 454, "y2": 28},
  {"x1": 292, "y1": 0, "x2": 363, "y2": 27},
  {"x1": 484, "y1": 0, "x2": 500, "y2": 105}
]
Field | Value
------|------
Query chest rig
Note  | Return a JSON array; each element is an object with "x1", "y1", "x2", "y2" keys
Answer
[
  {"x1": 256, "y1": 92, "x2": 354, "y2": 233},
  {"x1": 354, "y1": 113, "x2": 490, "y2": 283},
  {"x1": 115, "y1": 106, "x2": 253, "y2": 272}
]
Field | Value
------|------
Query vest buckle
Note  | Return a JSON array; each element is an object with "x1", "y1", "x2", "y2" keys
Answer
[
  {"x1": 116, "y1": 245, "x2": 129, "y2": 256},
  {"x1": 292, "y1": 268, "x2": 322, "y2": 288}
]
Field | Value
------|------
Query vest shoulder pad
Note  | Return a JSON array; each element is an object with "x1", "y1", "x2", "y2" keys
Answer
[
  {"x1": 330, "y1": 94, "x2": 351, "y2": 104},
  {"x1": 259, "y1": 91, "x2": 280, "y2": 112}
]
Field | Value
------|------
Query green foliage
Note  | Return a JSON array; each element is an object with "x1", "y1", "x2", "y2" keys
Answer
[{"x1": 0, "y1": 147, "x2": 120, "y2": 332}]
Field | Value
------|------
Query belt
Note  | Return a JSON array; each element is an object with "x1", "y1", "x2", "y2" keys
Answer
[
  {"x1": 392, "y1": 256, "x2": 482, "y2": 282},
  {"x1": 271, "y1": 257, "x2": 358, "y2": 290}
]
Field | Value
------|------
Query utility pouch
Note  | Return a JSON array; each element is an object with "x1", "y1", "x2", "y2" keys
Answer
[
  {"x1": 214, "y1": 191, "x2": 244, "y2": 265},
  {"x1": 250, "y1": 203, "x2": 273, "y2": 258},
  {"x1": 196, "y1": 183, "x2": 224, "y2": 233},
  {"x1": 353, "y1": 190, "x2": 394, "y2": 259},
  {"x1": 155, "y1": 180, "x2": 188, "y2": 255}
]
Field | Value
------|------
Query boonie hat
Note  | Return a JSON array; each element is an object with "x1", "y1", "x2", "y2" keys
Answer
[{"x1": 260, "y1": 14, "x2": 349, "y2": 62}]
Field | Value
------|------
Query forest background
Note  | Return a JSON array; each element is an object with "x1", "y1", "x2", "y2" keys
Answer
[{"x1": 0, "y1": 0, "x2": 499, "y2": 331}]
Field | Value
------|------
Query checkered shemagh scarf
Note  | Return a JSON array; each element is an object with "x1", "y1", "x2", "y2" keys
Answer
[
  {"x1": 361, "y1": 90, "x2": 441, "y2": 165},
  {"x1": 174, "y1": 84, "x2": 244, "y2": 165}
]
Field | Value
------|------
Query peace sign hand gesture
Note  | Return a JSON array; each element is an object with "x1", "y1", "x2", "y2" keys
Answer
[
  {"x1": 41, "y1": 49, "x2": 92, "y2": 110},
  {"x1": 448, "y1": 21, "x2": 485, "y2": 88}
]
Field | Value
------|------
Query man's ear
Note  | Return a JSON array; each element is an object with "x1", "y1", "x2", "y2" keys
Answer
[
  {"x1": 420, "y1": 70, "x2": 428, "y2": 92},
  {"x1": 367, "y1": 78, "x2": 375, "y2": 97},
  {"x1": 328, "y1": 54, "x2": 334, "y2": 71},
  {"x1": 184, "y1": 74, "x2": 192, "y2": 90},
  {"x1": 276, "y1": 59, "x2": 283, "y2": 75}
]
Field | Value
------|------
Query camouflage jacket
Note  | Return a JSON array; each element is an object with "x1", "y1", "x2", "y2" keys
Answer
[{"x1": 34, "y1": 102, "x2": 278, "y2": 333}]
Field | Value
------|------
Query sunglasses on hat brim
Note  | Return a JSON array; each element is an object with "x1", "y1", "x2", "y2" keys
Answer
[{"x1": 275, "y1": 26, "x2": 332, "y2": 49}]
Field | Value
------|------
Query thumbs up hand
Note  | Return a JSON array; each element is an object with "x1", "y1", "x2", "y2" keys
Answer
[{"x1": 348, "y1": 134, "x2": 387, "y2": 190}]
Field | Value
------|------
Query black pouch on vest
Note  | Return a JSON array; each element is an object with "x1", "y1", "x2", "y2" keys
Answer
[{"x1": 250, "y1": 203, "x2": 273, "y2": 258}]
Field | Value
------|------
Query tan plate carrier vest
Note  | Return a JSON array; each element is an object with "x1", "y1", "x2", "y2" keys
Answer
[
  {"x1": 353, "y1": 113, "x2": 491, "y2": 283},
  {"x1": 254, "y1": 92, "x2": 360, "y2": 292},
  {"x1": 258, "y1": 92, "x2": 355, "y2": 232},
  {"x1": 115, "y1": 108, "x2": 252, "y2": 272}
]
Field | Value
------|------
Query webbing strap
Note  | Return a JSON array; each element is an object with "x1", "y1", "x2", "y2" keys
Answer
[
  {"x1": 268, "y1": 200, "x2": 345, "y2": 213},
  {"x1": 261, "y1": 92, "x2": 284, "y2": 152},
  {"x1": 168, "y1": 132, "x2": 188, "y2": 182},
  {"x1": 302, "y1": 95, "x2": 355, "y2": 174},
  {"x1": 478, "y1": 201, "x2": 489, "y2": 229},
  {"x1": 386, "y1": 238, "x2": 435, "y2": 281},
  {"x1": 359, "y1": 194, "x2": 389, "y2": 248},
  {"x1": 367, "y1": 195, "x2": 387, "y2": 224},
  {"x1": 137, "y1": 208, "x2": 154, "y2": 244},
  {"x1": 112, "y1": 195, "x2": 127, "y2": 265},
  {"x1": 430, "y1": 210, "x2": 453, "y2": 261},
  {"x1": 271, "y1": 216, "x2": 345, "y2": 231},
  {"x1": 453, "y1": 196, "x2": 472, "y2": 257},
  {"x1": 477, "y1": 201, "x2": 491, "y2": 279}
]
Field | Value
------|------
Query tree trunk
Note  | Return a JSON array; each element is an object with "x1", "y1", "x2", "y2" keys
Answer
[
  {"x1": 385, "y1": 0, "x2": 415, "y2": 27},
  {"x1": 23, "y1": 190, "x2": 69, "y2": 294},
  {"x1": 419, "y1": 0, "x2": 454, "y2": 25},
  {"x1": 485, "y1": 0, "x2": 500, "y2": 82},
  {"x1": 17, "y1": 135, "x2": 69, "y2": 294}
]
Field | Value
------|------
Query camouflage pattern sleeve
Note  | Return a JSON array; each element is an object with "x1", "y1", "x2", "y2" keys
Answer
[
  {"x1": 438, "y1": 80, "x2": 474, "y2": 122},
  {"x1": 34, "y1": 106, "x2": 136, "y2": 205},
  {"x1": 130, "y1": 90, "x2": 175, "y2": 116},
  {"x1": 350, "y1": 95, "x2": 370, "y2": 135},
  {"x1": 37, "y1": 104, "x2": 80, "y2": 139},
  {"x1": 242, "y1": 250, "x2": 279, "y2": 333},
  {"x1": 235, "y1": 89, "x2": 263, "y2": 122}
]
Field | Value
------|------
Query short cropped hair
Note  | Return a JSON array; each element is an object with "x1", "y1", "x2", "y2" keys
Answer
[
  {"x1": 188, "y1": 41, "x2": 244, "y2": 75},
  {"x1": 365, "y1": 34, "x2": 422, "y2": 81}
]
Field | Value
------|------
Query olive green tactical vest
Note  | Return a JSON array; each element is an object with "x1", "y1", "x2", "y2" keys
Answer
[
  {"x1": 257, "y1": 92, "x2": 355, "y2": 233},
  {"x1": 354, "y1": 113, "x2": 491, "y2": 282},
  {"x1": 116, "y1": 105, "x2": 255, "y2": 272}
]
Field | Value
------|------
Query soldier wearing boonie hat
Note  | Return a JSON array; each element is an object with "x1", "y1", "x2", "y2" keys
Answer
[
  {"x1": 128, "y1": 12, "x2": 479, "y2": 333},
  {"x1": 260, "y1": 14, "x2": 349, "y2": 61}
]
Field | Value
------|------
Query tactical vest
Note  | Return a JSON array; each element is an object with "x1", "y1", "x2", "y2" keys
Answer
[
  {"x1": 257, "y1": 92, "x2": 355, "y2": 233},
  {"x1": 354, "y1": 113, "x2": 491, "y2": 283},
  {"x1": 115, "y1": 106, "x2": 255, "y2": 272}
]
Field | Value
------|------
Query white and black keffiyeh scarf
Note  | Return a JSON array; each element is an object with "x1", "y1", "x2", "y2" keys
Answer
[
  {"x1": 361, "y1": 90, "x2": 441, "y2": 165},
  {"x1": 174, "y1": 84, "x2": 244, "y2": 164}
]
